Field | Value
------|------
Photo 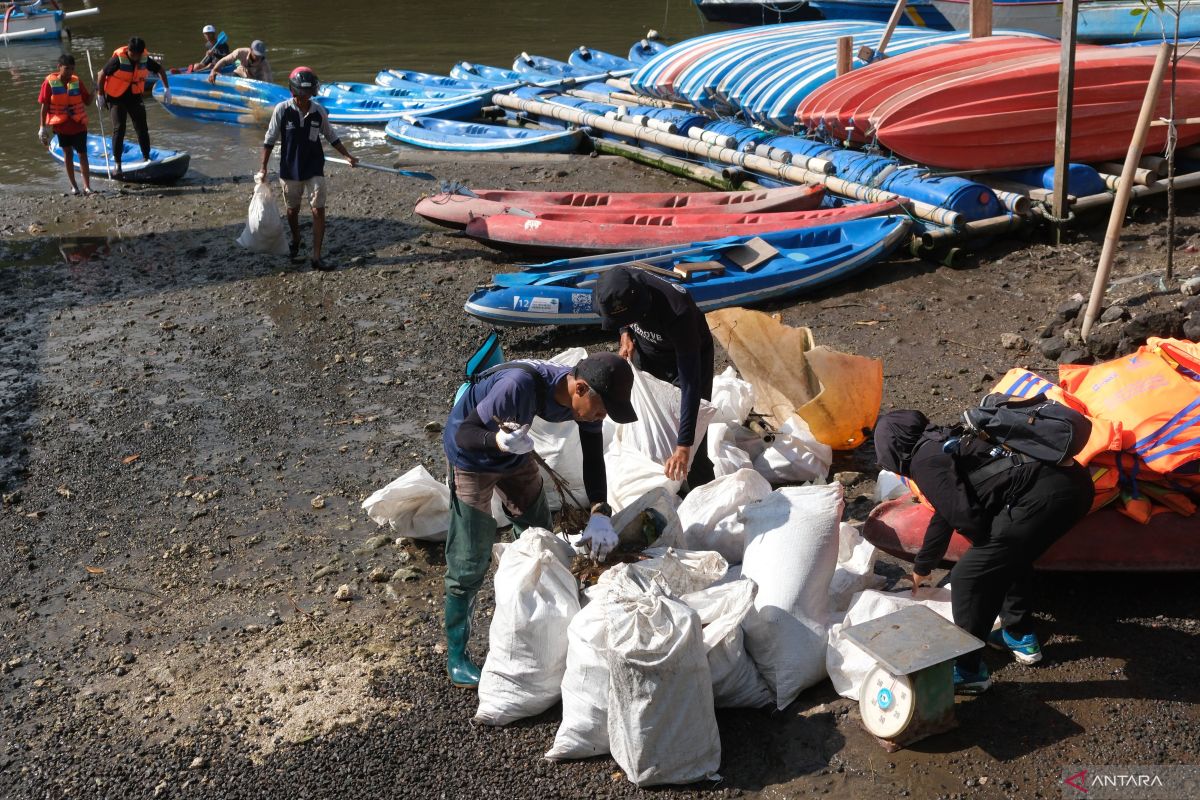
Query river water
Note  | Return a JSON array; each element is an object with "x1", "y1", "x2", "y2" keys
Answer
[{"x1": 1, "y1": 0, "x2": 723, "y2": 190}]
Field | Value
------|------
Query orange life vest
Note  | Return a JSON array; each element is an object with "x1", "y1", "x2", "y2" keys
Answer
[
  {"x1": 1059, "y1": 338, "x2": 1200, "y2": 474},
  {"x1": 44, "y1": 72, "x2": 87, "y2": 127},
  {"x1": 105, "y1": 45, "x2": 149, "y2": 97},
  {"x1": 990, "y1": 368, "x2": 1123, "y2": 466}
]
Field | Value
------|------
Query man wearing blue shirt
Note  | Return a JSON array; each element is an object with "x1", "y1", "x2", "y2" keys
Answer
[
  {"x1": 259, "y1": 66, "x2": 357, "y2": 271},
  {"x1": 442, "y1": 352, "x2": 637, "y2": 688}
]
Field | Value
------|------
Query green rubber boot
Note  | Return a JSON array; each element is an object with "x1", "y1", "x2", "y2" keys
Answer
[
  {"x1": 509, "y1": 488, "x2": 552, "y2": 538},
  {"x1": 444, "y1": 592, "x2": 481, "y2": 689}
]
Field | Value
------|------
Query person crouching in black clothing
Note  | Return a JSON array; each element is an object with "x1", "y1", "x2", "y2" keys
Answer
[{"x1": 873, "y1": 410, "x2": 1093, "y2": 694}]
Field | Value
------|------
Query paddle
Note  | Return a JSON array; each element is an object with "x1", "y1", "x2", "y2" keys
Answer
[
  {"x1": 326, "y1": 156, "x2": 436, "y2": 181},
  {"x1": 85, "y1": 49, "x2": 114, "y2": 179}
]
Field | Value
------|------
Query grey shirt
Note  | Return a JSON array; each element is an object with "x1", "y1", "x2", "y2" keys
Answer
[{"x1": 213, "y1": 47, "x2": 272, "y2": 82}]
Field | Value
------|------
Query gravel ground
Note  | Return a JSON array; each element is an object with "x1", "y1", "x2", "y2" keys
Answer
[{"x1": 1, "y1": 155, "x2": 1199, "y2": 800}]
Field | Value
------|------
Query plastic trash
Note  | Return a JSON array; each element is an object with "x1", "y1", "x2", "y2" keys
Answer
[
  {"x1": 707, "y1": 422, "x2": 755, "y2": 478},
  {"x1": 664, "y1": 468, "x2": 772, "y2": 563},
  {"x1": 830, "y1": 523, "x2": 883, "y2": 614},
  {"x1": 235, "y1": 179, "x2": 290, "y2": 255},
  {"x1": 619, "y1": 546, "x2": 729, "y2": 596},
  {"x1": 741, "y1": 484, "x2": 843, "y2": 710},
  {"x1": 605, "y1": 569, "x2": 721, "y2": 787},
  {"x1": 709, "y1": 366, "x2": 756, "y2": 425},
  {"x1": 474, "y1": 528, "x2": 581, "y2": 727},
  {"x1": 750, "y1": 414, "x2": 833, "y2": 484},
  {"x1": 682, "y1": 579, "x2": 773, "y2": 709},
  {"x1": 874, "y1": 469, "x2": 912, "y2": 503},
  {"x1": 360, "y1": 465, "x2": 450, "y2": 542}
]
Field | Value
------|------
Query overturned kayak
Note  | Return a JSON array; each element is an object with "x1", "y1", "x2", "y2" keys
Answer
[
  {"x1": 463, "y1": 215, "x2": 912, "y2": 326},
  {"x1": 48, "y1": 133, "x2": 190, "y2": 184},
  {"x1": 385, "y1": 116, "x2": 583, "y2": 153},
  {"x1": 464, "y1": 200, "x2": 903, "y2": 256},
  {"x1": 864, "y1": 497, "x2": 1200, "y2": 572},
  {"x1": 414, "y1": 185, "x2": 826, "y2": 230}
]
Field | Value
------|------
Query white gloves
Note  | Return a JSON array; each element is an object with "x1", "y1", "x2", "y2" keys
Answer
[
  {"x1": 163, "y1": 88, "x2": 172, "y2": 104},
  {"x1": 495, "y1": 423, "x2": 534, "y2": 454},
  {"x1": 253, "y1": 170, "x2": 266, "y2": 184},
  {"x1": 38, "y1": 126, "x2": 50, "y2": 146},
  {"x1": 579, "y1": 513, "x2": 618, "y2": 561}
]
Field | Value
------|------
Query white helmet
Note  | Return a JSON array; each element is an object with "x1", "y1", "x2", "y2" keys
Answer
[{"x1": 202, "y1": 24, "x2": 216, "y2": 34}]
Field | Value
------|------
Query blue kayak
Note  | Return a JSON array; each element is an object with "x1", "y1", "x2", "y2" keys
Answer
[
  {"x1": 569, "y1": 46, "x2": 636, "y2": 73},
  {"x1": 374, "y1": 69, "x2": 494, "y2": 93},
  {"x1": 153, "y1": 73, "x2": 285, "y2": 125},
  {"x1": 322, "y1": 81, "x2": 471, "y2": 102},
  {"x1": 628, "y1": 36, "x2": 669, "y2": 65},
  {"x1": 385, "y1": 116, "x2": 583, "y2": 153},
  {"x1": 450, "y1": 62, "x2": 522, "y2": 85},
  {"x1": 512, "y1": 53, "x2": 603, "y2": 80},
  {"x1": 48, "y1": 133, "x2": 190, "y2": 184},
  {"x1": 463, "y1": 216, "x2": 912, "y2": 327}
]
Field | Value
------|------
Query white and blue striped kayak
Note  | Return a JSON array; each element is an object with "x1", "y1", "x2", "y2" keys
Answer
[{"x1": 385, "y1": 116, "x2": 583, "y2": 153}]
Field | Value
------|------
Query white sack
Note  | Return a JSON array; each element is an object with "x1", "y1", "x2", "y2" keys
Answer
[
  {"x1": 666, "y1": 468, "x2": 773, "y2": 563},
  {"x1": 682, "y1": 580, "x2": 773, "y2": 709},
  {"x1": 830, "y1": 523, "x2": 883, "y2": 614},
  {"x1": 531, "y1": 348, "x2": 589, "y2": 511},
  {"x1": 827, "y1": 587, "x2": 953, "y2": 700},
  {"x1": 604, "y1": 366, "x2": 717, "y2": 510},
  {"x1": 475, "y1": 528, "x2": 581, "y2": 726},
  {"x1": 751, "y1": 415, "x2": 833, "y2": 485},
  {"x1": 625, "y1": 546, "x2": 729, "y2": 595},
  {"x1": 546, "y1": 586, "x2": 611, "y2": 760},
  {"x1": 606, "y1": 571, "x2": 721, "y2": 787},
  {"x1": 707, "y1": 422, "x2": 755, "y2": 478},
  {"x1": 235, "y1": 180, "x2": 290, "y2": 255},
  {"x1": 741, "y1": 484, "x2": 843, "y2": 710},
  {"x1": 709, "y1": 366, "x2": 756, "y2": 425},
  {"x1": 610, "y1": 487, "x2": 682, "y2": 551},
  {"x1": 360, "y1": 465, "x2": 450, "y2": 542}
]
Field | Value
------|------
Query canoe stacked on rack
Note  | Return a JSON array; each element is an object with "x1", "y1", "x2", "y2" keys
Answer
[
  {"x1": 799, "y1": 40, "x2": 1200, "y2": 169},
  {"x1": 462, "y1": 216, "x2": 913, "y2": 326}
]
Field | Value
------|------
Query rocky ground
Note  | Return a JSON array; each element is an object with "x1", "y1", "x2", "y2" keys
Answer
[{"x1": 1, "y1": 154, "x2": 1198, "y2": 800}]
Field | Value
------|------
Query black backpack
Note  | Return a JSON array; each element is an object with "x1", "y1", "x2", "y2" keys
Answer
[{"x1": 962, "y1": 392, "x2": 1091, "y2": 465}]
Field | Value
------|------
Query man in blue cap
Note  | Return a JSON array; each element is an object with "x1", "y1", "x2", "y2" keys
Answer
[
  {"x1": 441, "y1": 351, "x2": 637, "y2": 689},
  {"x1": 208, "y1": 39, "x2": 271, "y2": 83}
]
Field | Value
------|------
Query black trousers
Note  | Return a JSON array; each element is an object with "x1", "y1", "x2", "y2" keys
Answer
[
  {"x1": 630, "y1": 336, "x2": 716, "y2": 488},
  {"x1": 110, "y1": 93, "x2": 150, "y2": 162},
  {"x1": 952, "y1": 462, "x2": 1094, "y2": 670}
]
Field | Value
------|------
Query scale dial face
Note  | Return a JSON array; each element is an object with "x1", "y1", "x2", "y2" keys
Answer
[{"x1": 860, "y1": 664, "x2": 916, "y2": 739}]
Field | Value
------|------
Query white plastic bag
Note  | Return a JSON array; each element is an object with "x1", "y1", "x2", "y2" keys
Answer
[
  {"x1": 622, "y1": 546, "x2": 729, "y2": 596},
  {"x1": 667, "y1": 468, "x2": 773, "y2": 563},
  {"x1": 604, "y1": 366, "x2": 717, "y2": 510},
  {"x1": 751, "y1": 414, "x2": 833, "y2": 484},
  {"x1": 709, "y1": 366, "x2": 755, "y2": 426},
  {"x1": 827, "y1": 587, "x2": 953, "y2": 700},
  {"x1": 530, "y1": 348, "x2": 588, "y2": 511},
  {"x1": 606, "y1": 570, "x2": 721, "y2": 787},
  {"x1": 874, "y1": 469, "x2": 912, "y2": 503},
  {"x1": 741, "y1": 484, "x2": 843, "y2": 710},
  {"x1": 546, "y1": 585, "x2": 611, "y2": 761},
  {"x1": 475, "y1": 528, "x2": 581, "y2": 726},
  {"x1": 707, "y1": 422, "x2": 755, "y2": 478},
  {"x1": 360, "y1": 465, "x2": 450, "y2": 542},
  {"x1": 830, "y1": 523, "x2": 883, "y2": 614},
  {"x1": 682, "y1": 579, "x2": 773, "y2": 709},
  {"x1": 235, "y1": 179, "x2": 290, "y2": 255}
]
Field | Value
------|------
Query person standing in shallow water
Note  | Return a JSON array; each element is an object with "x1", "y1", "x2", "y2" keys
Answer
[
  {"x1": 873, "y1": 409, "x2": 1093, "y2": 694},
  {"x1": 38, "y1": 54, "x2": 93, "y2": 195}
]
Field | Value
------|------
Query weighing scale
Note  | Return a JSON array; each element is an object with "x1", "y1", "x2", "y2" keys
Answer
[{"x1": 842, "y1": 604, "x2": 984, "y2": 751}]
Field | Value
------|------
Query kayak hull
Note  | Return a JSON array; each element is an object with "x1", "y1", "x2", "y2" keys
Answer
[
  {"x1": 48, "y1": 133, "x2": 190, "y2": 184},
  {"x1": 414, "y1": 185, "x2": 826, "y2": 229},
  {"x1": 385, "y1": 117, "x2": 583, "y2": 153},
  {"x1": 864, "y1": 498, "x2": 1200, "y2": 572}
]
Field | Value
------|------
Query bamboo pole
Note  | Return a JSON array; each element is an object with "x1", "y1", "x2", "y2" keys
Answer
[
  {"x1": 491, "y1": 92, "x2": 964, "y2": 228},
  {"x1": 589, "y1": 138, "x2": 763, "y2": 191},
  {"x1": 1069, "y1": 168, "x2": 1200, "y2": 213},
  {"x1": 921, "y1": 213, "x2": 1023, "y2": 246},
  {"x1": 1051, "y1": 0, "x2": 1079, "y2": 241},
  {"x1": 977, "y1": 175, "x2": 1073, "y2": 206},
  {"x1": 837, "y1": 36, "x2": 853, "y2": 77},
  {"x1": 1096, "y1": 168, "x2": 1158, "y2": 189},
  {"x1": 969, "y1": 0, "x2": 994, "y2": 38},
  {"x1": 859, "y1": 0, "x2": 908, "y2": 61},
  {"x1": 1080, "y1": 42, "x2": 1173, "y2": 341}
]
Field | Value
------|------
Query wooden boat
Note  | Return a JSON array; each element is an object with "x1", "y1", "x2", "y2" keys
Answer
[
  {"x1": 463, "y1": 216, "x2": 912, "y2": 326},
  {"x1": 864, "y1": 497, "x2": 1200, "y2": 572},
  {"x1": 48, "y1": 133, "x2": 190, "y2": 184},
  {"x1": 384, "y1": 116, "x2": 583, "y2": 153},
  {"x1": 873, "y1": 45, "x2": 1200, "y2": 169},
  {"x1": 463, "y1": 200, "x2": 903, "y2": 256},
  {"x1": 414, "y1": 185, "x2": 827, "y2": 230}
]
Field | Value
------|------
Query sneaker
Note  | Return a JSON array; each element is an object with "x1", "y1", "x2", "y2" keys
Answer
[
  {"x1": 953, "y1": 662, "x2": 992, "y2": 695},
  {"x1": 988, "y1": 628, "x2": 1043, "y2": 665}
]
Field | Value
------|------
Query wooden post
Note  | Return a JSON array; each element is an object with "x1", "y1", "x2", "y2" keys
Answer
[
  {"x1": 858, "y1": 0, "x2": 907, "y2": 61},
  {"x1": 1051, "y1": 0, "x2": 1079, "y2": 243},
  {"x1": 1080, "y1": 42, "x2": 1173, "y2": 341},
  {"x1": 837, "y1": 36, "x2": 853, "y2": 76},
  {"x1": 969, "y1": 0, "x2": 993, "y2": 38}
]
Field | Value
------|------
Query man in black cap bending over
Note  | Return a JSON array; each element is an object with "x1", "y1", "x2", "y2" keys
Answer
[
  {"x1": 441, "y1": 351, "x2": 637, "y2": 689},
  {"x1": 594, "y1": 266, "x2": 715, "y2": 489}
]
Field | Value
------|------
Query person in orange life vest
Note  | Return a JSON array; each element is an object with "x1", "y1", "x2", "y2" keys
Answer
[
  {"x1": 259, "y1": 67, "x2": 357, "y2": 271},
  {"x1": 96, "y1": 37, "x2": 169, "y2": 178},
  {"x1": 38, "y1": 53, "x2": 93, "y2": 196}
]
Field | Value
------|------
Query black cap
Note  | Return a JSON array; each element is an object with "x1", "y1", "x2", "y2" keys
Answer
[
  {"x1": 593, "y1": 267, "x2": 651, "y2": 331},
  {"x1": 575, "y1": 352, "x2": 637, "y2": 424}
]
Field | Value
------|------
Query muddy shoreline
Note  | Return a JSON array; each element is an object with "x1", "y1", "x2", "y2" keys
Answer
[{"x1": 1, "y1": 157, "x2": 1199, "y2": 799}]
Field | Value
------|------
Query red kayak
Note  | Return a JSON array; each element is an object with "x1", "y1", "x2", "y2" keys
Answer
[
  {"x1": 795, "y1": 37, "x2": 1058, "y2": 143},
  {"x1": 414, "y1": 185, "x2": 825, "y2": 230},
  {"x1": 463, "y1": 200, "x2": 905, "y2": 255},
  {"x1": 864, "y1": 498, "x2": 1199, "y2": 572},
  {"x1": 873, "y1": 46, "x2": 1200, "y2": 169}
]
